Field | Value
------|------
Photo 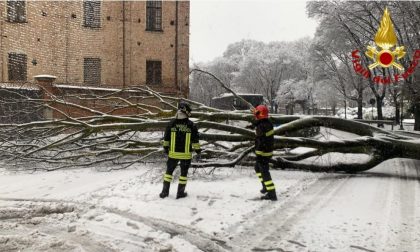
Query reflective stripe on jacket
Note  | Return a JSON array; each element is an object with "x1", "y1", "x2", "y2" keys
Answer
[
  {"x1": 255, "y1": 118, "x2": 274, "y2": 157},
  {"x1": 163, "y1": 118, "x2": 200, "y2": 160}
]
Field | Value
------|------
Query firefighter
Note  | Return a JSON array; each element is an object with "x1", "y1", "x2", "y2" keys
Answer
[
  {"x1": 160, "y1": 101, "x2": 201, "y2": 199},
  {"x1": 252, "y1": 105, "x2": 277, "y2": 201}
]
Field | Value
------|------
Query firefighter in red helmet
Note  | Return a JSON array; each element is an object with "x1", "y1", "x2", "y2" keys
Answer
[{"x1": 252, "y1": 105, "x2": 277, "y2": 201}]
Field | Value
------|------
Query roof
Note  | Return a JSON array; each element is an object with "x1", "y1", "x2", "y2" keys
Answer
[
  {"x1": 34, "y1": 75, "x2": 57, "y2": 81},
  {"x1": 0, "y1": 83, "x2": 40, "y2": 91},
  {"x1": 217, "y1": 93, "x2": 263, "y2": 98},
  {"x1": 54, "y1": 84, "x2": 122, "y2": 92}
]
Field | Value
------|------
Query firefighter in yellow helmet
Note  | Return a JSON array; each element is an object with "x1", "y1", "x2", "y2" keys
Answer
[
  {"x1": 160, "y1": 101, "x2": 201, "y2": 199},
  {"x1": 252, "y1": 105, "x2": 277, "y2": 201}
]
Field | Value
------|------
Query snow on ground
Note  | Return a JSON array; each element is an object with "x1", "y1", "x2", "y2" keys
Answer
[
  {"x1": 0, "y1": 164, "x2": 323, "y2": 251},
  {"x1": 335, "y1": 106, "x2": 396, "y2": 120},
  {"x1": 1, "y1": 158, "x2": 420, "y2": 252},
  {"x1": 229, "y1": 158, "x2": 420, "y2": 252}
]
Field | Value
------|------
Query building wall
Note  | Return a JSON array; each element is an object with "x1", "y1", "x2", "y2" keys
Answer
[{"x1": 0, "y1": 1, "x2": 189, "y2": 97}]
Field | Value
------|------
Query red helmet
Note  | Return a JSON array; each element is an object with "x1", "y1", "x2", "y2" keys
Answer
[{"x1": 253, "y1": 105, "x2": 269, "y2": 120}]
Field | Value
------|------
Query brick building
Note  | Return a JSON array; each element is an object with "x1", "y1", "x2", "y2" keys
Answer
[{"x1": 0, "y1": 0, "x2": 190, "y2": 97}]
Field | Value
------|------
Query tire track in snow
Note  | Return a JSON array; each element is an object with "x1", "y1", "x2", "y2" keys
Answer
[
  {"x1": 106, "y1": 207, "x2": 233, "y2": 252},
  {"x1": 223, "y1": 172, "x2": 322, "y2": 236},
  {"x1": 226, "y1": 173, "x2": 351, "y2": 251},
  {"x1": 0, "y1": 200, "x2": 114, "y2": 251},
  {"x1": 228, "y1": 159, "x2": 420, "y2": 252},
  {"x1": 368, "y1": 159, "x2": 420, "y2": 251},
  {"x1": 0, "y1": 197, "x2": 231, "y2": 252},
  {"x1": 268, "y1": 174, "x2": 352, "y2": 246},
  {"x1": 394, "y1": 159, "x2": 420, "y2": 252}
]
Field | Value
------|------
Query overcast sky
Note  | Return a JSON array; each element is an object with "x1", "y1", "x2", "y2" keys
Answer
[{"x1": 190, "y1": 0, "x2": 318, "y2": 63}]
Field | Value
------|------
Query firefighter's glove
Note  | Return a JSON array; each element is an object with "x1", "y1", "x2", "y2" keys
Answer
[
  {"x1": 195, "y1": 149, "x2": 202, "y2": 161},
  {"x1": 245, "y1": 124, "x2": 255, "y2": 129},
  {"x1": 163, "y1": 147, "x2": 169, "y2": 154}
]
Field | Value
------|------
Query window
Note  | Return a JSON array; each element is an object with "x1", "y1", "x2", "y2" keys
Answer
[
  {"x1": 146, "y1": 1, "x2": 162, "y2": 31},
  {"x1": 83, "y1": 0, "x2": 101, "y2": 28},
  {"x1": 8, "y1": 53, "x2": 27, "y2": 81},
  {"x1": 146, "y1": 60, "x2": 162, "y2": 85},
  {"x1": 84, "y1": 58, "x2": 101, "y2": 85},
  {"x1": 7, "y1": 0, "x2": 26, "y2": 23}
]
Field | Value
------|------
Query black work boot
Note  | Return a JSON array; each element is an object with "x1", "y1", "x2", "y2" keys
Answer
[
  {"x1": 176, "y1": 184, "x2": 188, "y2": 199},
  {"x1": 261, "y1": 190, "x2": 277, "y2": 201},
  {"x1": 260, "y1": 182, "x2": 267, "y2": 194},
  {"x1": 159, "y1": 181, "x2": 170, "y2": 198}
]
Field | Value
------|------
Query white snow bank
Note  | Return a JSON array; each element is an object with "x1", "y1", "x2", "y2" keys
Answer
[{"x1": 336, "y1": 106, "x2": 396, "y2": 120}]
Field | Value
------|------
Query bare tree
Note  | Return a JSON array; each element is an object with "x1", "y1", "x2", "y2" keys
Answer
[
  {"x1": 189, "y1": 58, "x2": 238, "y2": 106},
  {"x1": 307, "y1": 1, "x2": 420, "y2": 129}
]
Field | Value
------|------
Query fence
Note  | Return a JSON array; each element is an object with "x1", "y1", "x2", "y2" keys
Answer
[
  {"x1": 0, "y1": 75, "x2": 177, "y2": 123},
  {"x1": 353, "y1": 119, "x2": 396, "y2": 130}
]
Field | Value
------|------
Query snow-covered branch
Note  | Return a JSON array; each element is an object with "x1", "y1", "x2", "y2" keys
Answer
[{"x1": 1, "y1": 86, "x2": 419, "y2": 173}]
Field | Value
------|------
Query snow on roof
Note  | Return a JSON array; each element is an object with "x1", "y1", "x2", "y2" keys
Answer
[
  {"x1": 54, "y1": 84, "x2": 122, "y2": 92},
  {"x1": 34, "y1": 74, "x2": 57, "y2": 80},
  {"x1": 0, "y1": 83, "x2": 40, "y2": 91},
  {"x1": 403, "y1": 119, "x2": 415, "y2": 124},
  {"x1": 54, "y1": 84, "x2": 149, "y2": 94},
  {"x1": 217, "y1": 93, "x2": 263, "y2": 98}
]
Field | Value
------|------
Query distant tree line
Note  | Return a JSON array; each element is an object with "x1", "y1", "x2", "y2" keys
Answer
[{"x1": 190, "y1": 1, "x2": 420, "y2": 131}]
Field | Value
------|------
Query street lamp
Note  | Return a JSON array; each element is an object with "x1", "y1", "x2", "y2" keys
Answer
[{"x1": 395, "y1": 80, "x2": 405, "y2": 130}]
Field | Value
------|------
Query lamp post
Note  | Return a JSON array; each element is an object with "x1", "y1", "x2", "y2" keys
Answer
[{"x1": 286, "y1": 96, "x2": 294, "y2": 115}]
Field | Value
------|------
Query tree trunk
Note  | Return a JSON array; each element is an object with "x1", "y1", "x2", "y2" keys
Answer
[
  {"x1": 415, "y1": 102, "x2": 420, "y2": 131},
  {"x1": 344, "y1": 99, "x2": 347, "y2": 119},
  {"x1": 300, "y1": 103, "x2": 306, "y2": 115},
  {"x1": 395, "y1": 103, "x2": 400, "y2": 125},
  {"x1": 357, "y1": 95, "x2": 363, "y2": 119},
  {"x1": 286, "y1": 104, "x2": 295, "y2": 115},
  {"x1": 376, "y1": 97, "x2": 384, "y2": 128}
]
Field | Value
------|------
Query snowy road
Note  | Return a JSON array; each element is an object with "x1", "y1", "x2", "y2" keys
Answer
[
  {"x1": 0, "y1": 158, "x2": 419, "y2": 251},
  {"x1": 227, "y1": 158, "x2": 420, "y2": 252}
]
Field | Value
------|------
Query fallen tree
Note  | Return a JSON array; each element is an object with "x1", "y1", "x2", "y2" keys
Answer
[{"x1": 0, "y1": 73, "x2": 419, "y2": 172}]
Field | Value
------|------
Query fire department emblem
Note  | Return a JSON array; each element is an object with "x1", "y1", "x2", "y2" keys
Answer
[{"x1": 365, "y1": 8, "x2": 405, "y2": 70}]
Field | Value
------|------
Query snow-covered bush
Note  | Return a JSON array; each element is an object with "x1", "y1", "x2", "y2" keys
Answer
[
  {"x1": 336, "y1": 106, "x2": 396, "y2": 120},
  {"x1": 335, "y1": 107, "x2": 359, "y2": 119}
]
